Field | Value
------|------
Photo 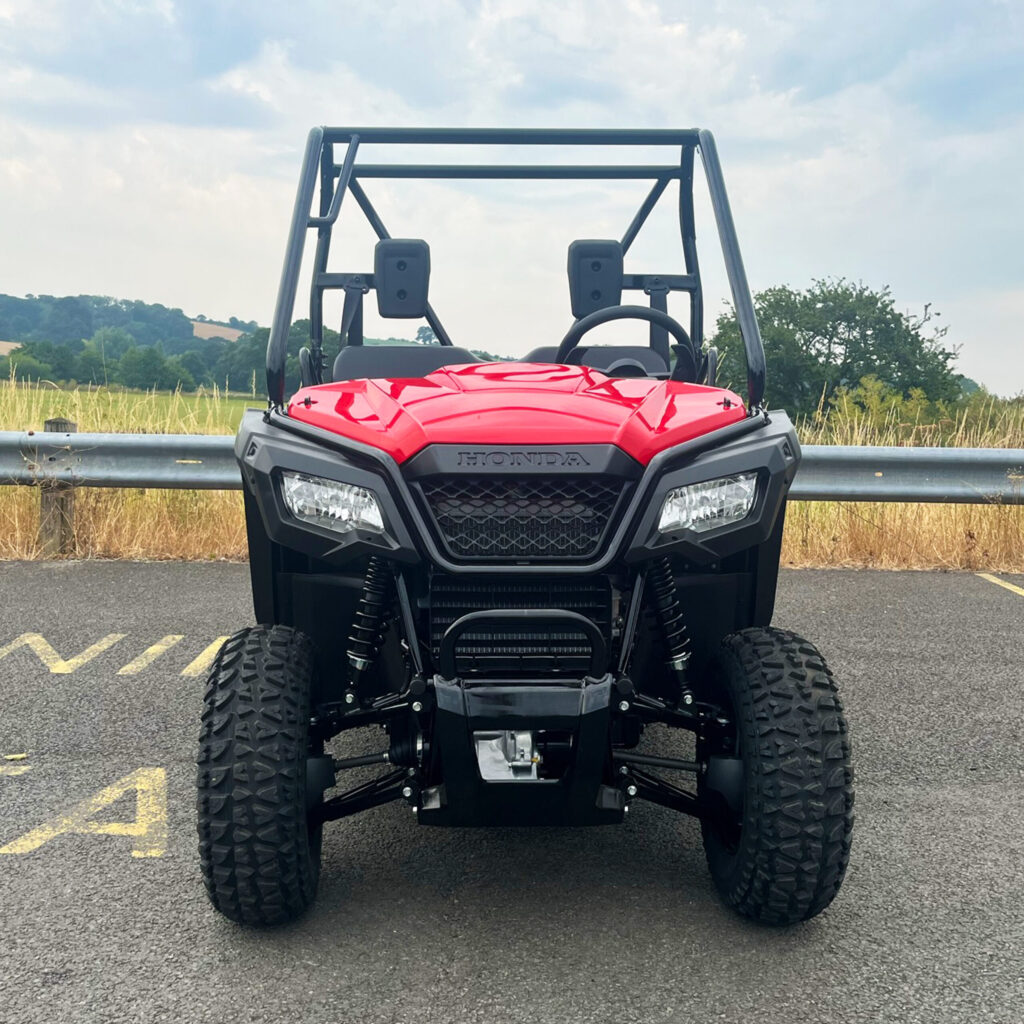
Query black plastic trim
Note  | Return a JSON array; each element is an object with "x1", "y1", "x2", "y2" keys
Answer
[
  {"x1": 237, "y1": 413, "x2": 420, "y2": 566},
  {"x1": 438, "y1": 609, "x2": 608, "y2": 678},
  {"x1": 238, "y1": 408, "x2": 797, "y2": 573},
  {"x1": 402, "y1": 443, "x2": 641, "y2": 478},
  {"x1": 624, "y1": 416, "x2": 799, "y2": 564},
  {"x1": 420, "y1": 676, "x2": 623, "y2": 827}
]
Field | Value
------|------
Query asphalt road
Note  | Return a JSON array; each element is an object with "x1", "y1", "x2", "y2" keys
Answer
[{"x1": 1, "y1": 562, "x2": 1022, "y2": 1024}]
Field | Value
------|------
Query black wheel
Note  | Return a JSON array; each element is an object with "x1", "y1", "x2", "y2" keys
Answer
[
  {"x1": 197, "y1": 625, "x2": 323, "y2": 925},
  {"x1": 699, "y1": 627, "x2": 854, "y2": 925}
]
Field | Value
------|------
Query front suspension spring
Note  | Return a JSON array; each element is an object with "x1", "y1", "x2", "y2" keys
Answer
[
  {"x1": 346, "y1": 556, "x2": 394, "y2": 691},
  {"x1": 648, "y1": 556, "x2": 692, "y2": 702}
]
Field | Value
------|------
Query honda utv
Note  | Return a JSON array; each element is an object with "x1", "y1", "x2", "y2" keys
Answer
[{"x1": 197, "y1": 128, "x2": 853, "y2": 927}]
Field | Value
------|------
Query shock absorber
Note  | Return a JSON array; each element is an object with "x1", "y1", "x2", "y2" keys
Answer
[
  {"x1": 648, "y1": 556, "x2": 693, "y2": 706},
  {"x1": 346, "y1": 556, "x2": 394, "y2": 699}
]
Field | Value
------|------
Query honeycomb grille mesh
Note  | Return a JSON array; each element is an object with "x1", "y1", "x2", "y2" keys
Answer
[{"x1": 419, "y1": 476, "x2": 624, "y2": 560}]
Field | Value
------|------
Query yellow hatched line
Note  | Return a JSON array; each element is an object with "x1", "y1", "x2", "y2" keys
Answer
[
  {"x1": 1, "y1": 753, "x2": 31, "y2": 777},
  {"x1": 976, "y1": 573, "x2": 1024, "y2": 598},
  {"x1": 117, "y1": 635, "x2": 185, "y2": 675},
  {"x1": 181, "y1": 636, "x2": 229, "y2": 677},
  {"x1": 0, "y1": 633, "x2": 126, "y2": 673}
]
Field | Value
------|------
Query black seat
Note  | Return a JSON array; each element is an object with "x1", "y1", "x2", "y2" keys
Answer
[
  {"x1": 522, "y1": 344, "x2": 669, "y2": 378},
  {"x1": 523, "y1": 346, "x2": 560, "y2": 363},
  {"x1": 333, "y1": 345, "x2": 480, "y2": 381}
]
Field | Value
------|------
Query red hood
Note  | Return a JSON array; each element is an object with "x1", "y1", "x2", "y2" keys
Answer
[{"x1": 287, "y1": 362, "x2": 746, "y2": 465}]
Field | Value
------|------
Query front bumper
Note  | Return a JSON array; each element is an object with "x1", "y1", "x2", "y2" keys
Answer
[
  {"x1": 236, "y1": 408, "x2": 800, "y2": 573},
  {"x1": 419, "y1": 676, "x2": 624, "y2": 826}
]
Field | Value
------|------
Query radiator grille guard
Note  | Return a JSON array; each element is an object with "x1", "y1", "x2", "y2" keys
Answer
[
  {"x1": 418, "y1": 476, "x2": 625, "y2": 561},
  {"x1": 429, "y1": 575, "x2": 612, "y2": 676}
]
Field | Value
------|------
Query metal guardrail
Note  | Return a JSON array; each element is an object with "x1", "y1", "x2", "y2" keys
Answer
[
  {"x1": 791, "y1": 445, "x2": 1024, "y2": 503},
  {"x1": 1, "y1": 429, "x2": 1023, "y2": 504},
  {"x1": 0, "y1": 430, "x2": 240, "y2": 490}
]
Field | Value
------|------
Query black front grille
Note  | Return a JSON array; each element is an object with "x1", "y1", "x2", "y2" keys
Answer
[
  {"x1": 419, "y1": 476, "x2": 625, "y2": 561},
  {"x1": 430, "y1": 575, "x2": 612, "y2": 676}
]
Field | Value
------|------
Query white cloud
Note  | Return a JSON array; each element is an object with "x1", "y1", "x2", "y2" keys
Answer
[{"x1": 0, "y1": 0, "x2": 1021, "y2": 393}]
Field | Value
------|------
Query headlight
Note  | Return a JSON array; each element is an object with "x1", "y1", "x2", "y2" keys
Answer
[
  {"x1": 657, "y1": 472, "x2": 758, "y2": 534},
  {"x1": 280, "y1": 471, "x2": 384, "y2": 533}
]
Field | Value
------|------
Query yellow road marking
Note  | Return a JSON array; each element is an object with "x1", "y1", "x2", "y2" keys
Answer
[
  {"x1": 181, "y1": 636, "x2": 228, "y2": 677},
  {"x1": 0, "y1": 767, "x2": 167, "y2": 858},
  {"x1": 2, "y1": 754, "x2": 31, "y2": 776},
  {"x1": 0, "y1": 633, "x2": 127, "y2": 674},
  {"x1": 117, "y1": 635, "x2": 185, "y2": 675},
  {"x1": 977, "y1": 573, "x2": 1024, "y2": 598}
]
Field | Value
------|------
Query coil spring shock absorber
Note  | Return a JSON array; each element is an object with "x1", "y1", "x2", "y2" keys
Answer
[
  {"x1": 346, "y1": 556, "x2": 394, "y2": 700},
  {"x1": 648, "y1": 556, "x2": 693, "y2": 706}
]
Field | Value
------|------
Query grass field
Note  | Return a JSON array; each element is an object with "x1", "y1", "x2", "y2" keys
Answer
[
  {"x1": 0, "y1": 379, "x2": 253, "y2": 434},
  {"x1": 2, "y1": 379, "x2": 1022, "y2": 569}
]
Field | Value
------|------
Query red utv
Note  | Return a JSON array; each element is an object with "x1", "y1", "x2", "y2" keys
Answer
[{"x1": 197, "y1": 128, "x2": 853, "y2": 927}]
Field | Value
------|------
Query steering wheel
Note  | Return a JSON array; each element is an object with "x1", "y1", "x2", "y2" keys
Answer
[{"x1": 555, "y1": 304, "x2": 697, "y2": 381}]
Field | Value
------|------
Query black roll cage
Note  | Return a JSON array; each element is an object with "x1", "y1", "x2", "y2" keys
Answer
[{"x1": 265, "y1": 127, "x2": 766, "y2": 413}]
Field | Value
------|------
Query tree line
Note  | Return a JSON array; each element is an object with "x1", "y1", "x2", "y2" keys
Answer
[
  {"x1": 1, "y1": 282, "x2": 986, "y2": 412},
  {"x1": 711, "y1": 278, "x2": 977, "y2": 416},
  {"x1": 0, "y1": 293, "x2": 259, "y2": 391},
  {"x1": 0, "y1": 318, "x2": 504, "y2": 395},
  {"x1": 1, "y1": 326, "x2": 261, "y2": 393}
]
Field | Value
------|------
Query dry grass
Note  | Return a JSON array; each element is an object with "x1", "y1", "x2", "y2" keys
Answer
[
  {"x1": 0, "y1": 380, "x2": 250, "y2": 560},
  {"x1": 1, "y1": 379, "x2": 1022, "y2": 569},
  {"x1": 781, "y1": 502, "x2": 1023, "y2": 571},
  {"x1": 782, "y1": 392, "x2": 1024, "y2": 571},
  {"x1": 0, "y1": 486, "x2": 247, "y2": 560}
]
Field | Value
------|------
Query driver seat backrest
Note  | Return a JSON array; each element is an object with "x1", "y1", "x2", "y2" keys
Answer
[
  {"x1": 333, "y1": 345, "x2": 480, "y2": 381},
  {"x1": 332, "y1": 237, "x2": 483, "y2": 380}
]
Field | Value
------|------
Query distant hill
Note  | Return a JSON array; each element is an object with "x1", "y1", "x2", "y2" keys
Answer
[
  {"x1": 0, "y1": 294, "x2": 256, "y2": 349},
  {"x1": 0, "y1": 293, "x2": 508, "y2": 394}
]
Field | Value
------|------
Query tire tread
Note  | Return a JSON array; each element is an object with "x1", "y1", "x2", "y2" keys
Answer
[
  {"x1": 702, "y1": 626, "x2": 854, "y2": 925},
  {"x1": 196, "y1": 625, "x2": 320, "y2": 925}
]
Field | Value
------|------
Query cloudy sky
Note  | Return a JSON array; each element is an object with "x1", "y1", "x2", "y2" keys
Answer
[{"x1": 1, "y1": 0, "x2": 1021, "y2": 393}]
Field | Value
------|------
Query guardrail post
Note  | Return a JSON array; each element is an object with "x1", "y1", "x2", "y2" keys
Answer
[{"x1": 39, "y1": 417, "x2": 76, "y2": 557}]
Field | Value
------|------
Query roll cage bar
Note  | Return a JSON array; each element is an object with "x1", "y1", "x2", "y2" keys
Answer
[{"x1": 265, "y1": 127, "x2": 766, "y2": 412}]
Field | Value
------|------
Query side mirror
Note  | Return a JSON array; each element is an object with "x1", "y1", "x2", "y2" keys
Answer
[
  {"x1": 374, "y1": 239, "x2": 430, "y2": 318},
  {"x1": 567, "y1": 239, "x2": 623, "y2": 319}
]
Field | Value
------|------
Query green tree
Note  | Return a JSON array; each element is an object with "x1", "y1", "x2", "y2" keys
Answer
[
  {"x1": 162, "y1": 356, "x2": 196, "y2": 391},
  {"x1": 75, "y1": 346, "x2": 109, "y2": 385},
  {"x1": 90, "y1": 327, "x2": 137, "y2": 362},
  {"x1": 117, "y1": 345, "x2": 169, "y2": 389},
  {"x1": 42, "y1": 295, "x2": 93, "y2": 343},
  {"x1": 4, "y1": 352, "x2": 53, "y2": 381},
  {"x1": 415, "y1": 325, "x2": 437, "y2": 345},
  {"x1": 14, "y1": 340, "x2": 79, "y2": 381},
  {"x1": 176, "y1": 350, "x2": 212, "y2": 387},
  {"x1": 711, "y1": 279, "x2": 960, "y2": 416}
]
